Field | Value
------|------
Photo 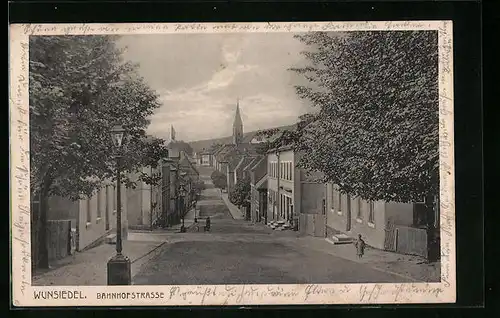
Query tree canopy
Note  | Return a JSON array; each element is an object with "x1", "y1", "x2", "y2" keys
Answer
[
  {"x1": 262, "y1": 31, "x2": 439, "y2": 204},
  {"x1": 29, "y1": 35, "x2": 168, "y2": 200},
  {"x1": 210, "y1": 170, "x2": 227, "y2": 190},
  {"x1": 30, "y1": 35, "x2": 170, "y2": 268},
  {"x1": 229, "y1": 175, "x2": 251, "y2": 207}
]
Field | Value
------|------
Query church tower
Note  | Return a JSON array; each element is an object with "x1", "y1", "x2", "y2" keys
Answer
[{"x1": 232, "y1": 99, "x2": 243, "y2": 145}]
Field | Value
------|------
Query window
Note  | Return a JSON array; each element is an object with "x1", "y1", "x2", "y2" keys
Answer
[
  {"x1": 86, "y1": 197, "x2": 92, "y2": 223},
  {"x1": 337, "y1": 191, "x2": 342, "y2": 213},
  {"x1": 331, "y1": 187, "x2": 336, "y2": 211},
  {"x1": 96, "y1": 188, "x2": 102, "y2": 219},
  {"x1": 357, "y1": 197, "x2": 362, "y2": 219},
  {"x1": 113, "y1": 185, "x2": 117, "y2": 211},
  {"x1": 368, "y1": 201, "x2": 375, "y2": 224},
  {"x1": 286, "y1": 196, "x2": 292, "y2": 220}
]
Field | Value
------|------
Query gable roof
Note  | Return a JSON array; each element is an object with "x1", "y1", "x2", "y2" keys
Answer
[
  {"x1": 179, "y1": 151, "x2": 199, "y2": 176},
  {"x1": 254, "y1": 175, "x2": 268, "y2": 189},
  {"x1": 248, "y1": 156, "x2": 266, "y2": 172},
  {"x1": 243, "y1": 156, "x2": 261, "y2": 172},
  {"x1": 236, "y1": 156, "x2": 257, "y2": 173},
  {"x1": 228, "y1": 153, "x2": 244, "y2": 170}
]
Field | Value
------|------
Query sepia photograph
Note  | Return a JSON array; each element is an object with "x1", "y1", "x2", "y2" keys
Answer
[{"x1": 10, "y1": 21, "x2": 455, "y2": 306}]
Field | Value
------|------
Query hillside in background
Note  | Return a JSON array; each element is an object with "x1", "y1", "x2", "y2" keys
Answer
[{"x1": 188, "y1": 124, "x2": 295, "y2": 153}]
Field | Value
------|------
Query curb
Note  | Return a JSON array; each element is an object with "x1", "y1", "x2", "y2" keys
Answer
[
  {"x1": 220, "y1": 194, "x2": 245, "y2": 220},
  {"x1": 322, "y1": 238, "x2": 419, "y2": 282},
  {"x1": 131, "y1": 241, "x2": 168, "y2": 265}
]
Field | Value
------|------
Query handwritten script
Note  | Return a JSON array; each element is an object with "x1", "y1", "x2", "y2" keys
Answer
[
  {"x1": 437, "y1": 21, "x2": 455, "y2": 291},
  {"x1": 19, "y1": 21, "x2": 438, "y2": 36},
  {"x1": 11, "y1": 38, "x2": 31, "y2": 297},
  {"x1": 10, "y1": 20, "x2": 455, "y2": 306}
]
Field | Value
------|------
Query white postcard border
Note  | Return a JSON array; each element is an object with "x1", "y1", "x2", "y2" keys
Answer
[{"x1": 9, "y1": 21, "x2": 455, "y2": 307}]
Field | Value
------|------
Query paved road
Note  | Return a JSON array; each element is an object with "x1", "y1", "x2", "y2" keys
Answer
[{"x1": 133, "y1": 166, "x2": 410, "y2": 285}]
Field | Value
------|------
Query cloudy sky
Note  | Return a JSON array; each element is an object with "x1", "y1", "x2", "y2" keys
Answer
[{"x1": 118, "y1": 33, "x2": 312, "y2": 142}]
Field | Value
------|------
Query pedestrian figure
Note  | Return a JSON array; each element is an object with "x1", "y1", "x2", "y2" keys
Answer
[
  {"x1": 194, "y1": 217, "x2": 200, "y2": 232},
  {"x1": 354, "y1": 234, "x2": 366, "y2": 258},
  {"x1": 204, "y1": 216, "x2": 211, "y2": 232}
]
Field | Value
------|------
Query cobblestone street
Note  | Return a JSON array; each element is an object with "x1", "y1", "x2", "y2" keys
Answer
[{"x1": 132, "y1": 167, "x2": 418, "y2": 285}]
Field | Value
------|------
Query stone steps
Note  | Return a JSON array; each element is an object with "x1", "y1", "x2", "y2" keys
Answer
[
  {"x1": 105, "y1": 233, "x2": 117, "y2": 244},
  {"x1": 326, "y1": 233, "x2": 354, "y2": 245}
]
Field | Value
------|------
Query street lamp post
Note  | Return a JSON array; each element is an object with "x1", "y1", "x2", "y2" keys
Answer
[{"x1": 107, "y1": 124, "x2": 131, "y2": 285}]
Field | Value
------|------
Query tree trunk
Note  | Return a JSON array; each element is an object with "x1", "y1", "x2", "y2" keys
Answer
[{"x1": 425, "y1": 194, "x2": 439, "y2": 262}]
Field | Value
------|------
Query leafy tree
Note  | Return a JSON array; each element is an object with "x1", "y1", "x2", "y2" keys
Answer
[
  {"x1": 261, "y1": 31, "x2": 439, "y2": 256},
  {"x1": 210, "y1": 170, "x2": 227, "y2": 190},
  {"x1": 229, "y1": 175, "x2": 251, "y2": 207},
  {"x1": 255, "y1": 127, "x2": 301, "y2": 155},
  {"x1": 288, "y1": 31, "x2": 439, "y2": 205},
  {"x1": 29, "y1": 35, "x2": 166, "y2": 268}
]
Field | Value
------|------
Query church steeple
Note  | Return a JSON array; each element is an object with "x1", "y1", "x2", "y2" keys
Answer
[{"x1": 232, "y1": 98, "x2": 243, "y2": 145}]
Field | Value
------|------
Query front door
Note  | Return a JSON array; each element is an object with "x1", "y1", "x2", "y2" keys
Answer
[{"x1": 346, "y1": 194, "x2": 351, "y2": 231}]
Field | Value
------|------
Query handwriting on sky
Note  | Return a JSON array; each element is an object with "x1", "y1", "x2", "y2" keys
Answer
[
  {"x1": 20, "y1": 21, "x2": 438, "y2": 36},
  {"x1": 12, "y1": 39, "x2": 31, "y2": 296}
]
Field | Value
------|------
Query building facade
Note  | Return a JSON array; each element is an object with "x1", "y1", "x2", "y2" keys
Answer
[
  {"x1": 126, "y1": 166, "x2": 161, "y2": 230},
  {"x1": 266, "y1": 147, "x2": 324, "y2": 227},
  {"x1": 324, "y1": 183, "x2": 432, "y2": 256},
  {"x1": 249, "y1": 156, "x2": 268, "y2": 223},
  {"x1": 77, "y1": 182, "x2": 128, "y2": 251}
]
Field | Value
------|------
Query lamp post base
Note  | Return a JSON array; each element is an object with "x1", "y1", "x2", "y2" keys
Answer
[{"x1": 107, "y1": 253, "x2": 131, "y2": 285}]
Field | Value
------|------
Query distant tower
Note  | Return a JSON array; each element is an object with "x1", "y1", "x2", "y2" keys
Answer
[
  {"x1": 232, "y1": 99, "x2": 243, "y2": 145},
  {"x1": 170, "y1": 124, "x2": 176, "y2": 143},
  {"x1": 168, "y1": 124, "x2": 179, "y2": 158}
]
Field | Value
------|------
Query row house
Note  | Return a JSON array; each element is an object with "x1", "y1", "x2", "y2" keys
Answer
[
  {"x1": 325, "y1": 185, "x2": 439, "y2": 258},
  {"x1": 127, "y1": 145, "x2": 199, "y2": 230},
  {"x1": 225, "y1": 154, "x2": 244, "y2": 194},
  {"x1": 234, "y1": 155, "x2": 259, "y2": 185},
  {"x1": 266, "y1": 146, "x2": 325, "y2": 230},
  {"x1": 232, "y1": 155, "x2": 262, "y2": 220},
  {"x1": 197, "y1": 149, "x2": 214, "y2": 166},
  {"x1": 31, "y1": 179, "x2": 129, "y2": 268},
  {"x1": 248, "y1": 156, "x2": 268, "y2": 223}
]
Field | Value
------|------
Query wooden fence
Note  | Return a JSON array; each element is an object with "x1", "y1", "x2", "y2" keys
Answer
[
  {"x1": 394, "y1": 225, "x2": 428, "y2": 258},
  {"x1": 32, "y1": 219, "x2": 73, "y2": 268},
  {"x1": 299, "y1": 214, "x2": 326, "y2": 237}
]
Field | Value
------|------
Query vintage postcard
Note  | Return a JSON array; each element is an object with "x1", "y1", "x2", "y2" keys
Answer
[{"x1": 10, "y1": 21, "x2": 455, "y2": 307}]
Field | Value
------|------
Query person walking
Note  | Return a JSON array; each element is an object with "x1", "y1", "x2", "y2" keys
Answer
[
  {"x1": 354, "y1": 234, "x2": 366, "y2": 258},
  {"x1": 205, "y1": 216, "x2": 211, "y2": 232}
]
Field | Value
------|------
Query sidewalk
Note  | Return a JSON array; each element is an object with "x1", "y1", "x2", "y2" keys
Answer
[
  {"x1": 296, "y1": 236, "x2": 441, "y2": 282},
  {"x1": 32, "y1": 240, "x2": 167, "y2": 286},
  {"x1": 130, "y1": 208, "x2": 197, "y2": 235},
  {"x1": 220, "y1": 193, "x2": 245, "y2": 220}
]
